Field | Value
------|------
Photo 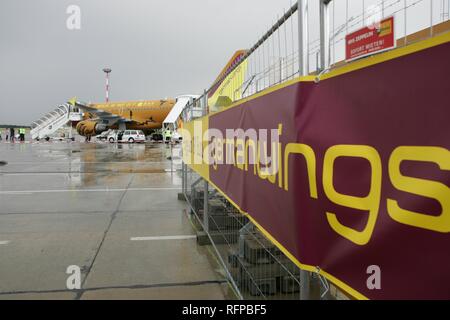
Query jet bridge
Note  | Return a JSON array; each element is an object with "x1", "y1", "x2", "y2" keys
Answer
[{"x1": 162, "y1": 95, "x2": 200, "y2": 131}]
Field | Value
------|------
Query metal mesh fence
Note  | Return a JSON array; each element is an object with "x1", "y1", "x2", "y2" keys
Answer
[
  {"x1": 182, "y1": 162, "x2": 338, "y2": 300},
  {"x1": 177, "y1": 0, "x2": 448, "y2": 300},
  {"x1": 184, "y1": 166, "x2": 320, "y2": 300},
  {"x1": 205, "y1": 0, "x2": 450, "y2": 109},
  {"x1": 325, "y1": 0, "x2": 450, "y2": 68}
]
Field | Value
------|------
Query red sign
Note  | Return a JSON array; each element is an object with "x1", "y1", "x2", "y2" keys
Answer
[{"x1": 346, "y1": 16, "x2": 395, "y2": 61}]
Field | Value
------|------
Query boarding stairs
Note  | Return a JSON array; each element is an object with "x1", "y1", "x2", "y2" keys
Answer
[{"x1": 30, "y1": 104, "x2": 83, "y2": 140}]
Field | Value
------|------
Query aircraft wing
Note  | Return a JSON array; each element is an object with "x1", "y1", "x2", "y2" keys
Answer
[{"x1": 73, "y1": 101, "x2": 132, "y2": 122}]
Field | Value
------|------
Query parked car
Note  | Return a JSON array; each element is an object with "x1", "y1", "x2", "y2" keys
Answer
[
  {"x1": 107, "y1": 130, "x2": 146, "y2": 143},
  {"x1": 149, "y1": 132, "x2": 163, "y2": 142},
  {"x1": 96, "y1": 130, "x2": 112, "y2": 141}
]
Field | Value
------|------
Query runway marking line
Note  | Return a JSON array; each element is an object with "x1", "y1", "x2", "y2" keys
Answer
[
  {"x1": 0, "y1": 241, "x2": 10, "y2": 245},
  {"x1": 0, "y1": 187, "x2": 181, "y2": 195},
  {"x1": 130, "y1": 235, "x2": 196, "y2": 241}
]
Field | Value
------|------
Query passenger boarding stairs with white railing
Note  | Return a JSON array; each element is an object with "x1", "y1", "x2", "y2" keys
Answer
[{"x1": 30, "y1": 104, "x2": 83, "y2": 140}]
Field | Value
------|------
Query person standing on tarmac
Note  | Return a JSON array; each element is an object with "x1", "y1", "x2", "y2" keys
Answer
[
  {"x1": 19, "y1": 128, "x2": 25, "y2": 142},
  {"x1": 164, "y1": 128, "x2": 172, "y2": 143},
  {"x1": 10, "y1": 128, "x2": 15, "y2": 143},
  {"x1": 5, "y1": 128, "x2": 9, "y2": 141}
]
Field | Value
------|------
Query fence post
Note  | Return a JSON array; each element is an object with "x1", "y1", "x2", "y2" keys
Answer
[
  {"x1": 203, "y1": 90, "x2": 208, "y2": 116},
  {"x1": 320, "y1": 0, "x2": 332, "y2": 71},
  {"x1": 203, "y1": 180, "x2": 209, "y2": 233},
  {"x1": 404, "y1": 0, "x2": 407, "y2": 45},
  {"x1": 181, "y1": 162, "x2": 185, "y2": 194},
  {"x1": 184, "y1": 163, "x2": 188, "y2": 195},
  {"x1": 430, "y1": 0, "x2": 434, "y2": 37},
  {"x1": 182, "y1": 106, "x2": 188, "y2": 196},
  {"x1": 300, "y1": 270, "x2": 311, "y2": 300},
  {"x1": 170, "y1": 141, "x2": 173, "y2": 173},
  {"x1": 298, "y1": 0, "x2": 309, "y2": 76}
]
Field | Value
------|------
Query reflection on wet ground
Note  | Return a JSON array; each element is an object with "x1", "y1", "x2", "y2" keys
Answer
[
  {"x1": 0, "y1": 141, "x2": 230, "y2": 300},
  {"x1": 0, "y1": 142, "x2": 183, "y2": 190}
]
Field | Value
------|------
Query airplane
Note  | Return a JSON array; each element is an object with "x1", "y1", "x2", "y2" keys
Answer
[
  {"x1": 73, "y1": 99, "x2": 177, "y2": 137},
  {"x1": 68, "y1": 50, "x2": 248, "y2": 138},
  {"x1": 29, "y1": 50, "x2": 245, "y2": 141}
]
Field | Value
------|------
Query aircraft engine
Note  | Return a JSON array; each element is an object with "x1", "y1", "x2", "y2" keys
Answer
[{"x1": 76, "y1": 120, "x2": 108, "y2": 136}]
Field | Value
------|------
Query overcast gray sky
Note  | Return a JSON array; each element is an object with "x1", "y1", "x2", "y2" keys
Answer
[
  {"x1": 0, "y1": 0, "x2": 442, "y2": 125},
  {"x1": 0, "y1": 0, "x2": 295, "y2": 125}
]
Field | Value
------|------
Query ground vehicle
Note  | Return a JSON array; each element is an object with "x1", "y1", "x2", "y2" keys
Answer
[
  {"x1": 107, "y1": 130, "x2": 146, "y2": 143},
  {"x1": 150, "y1": 132, "x2": 164, "y2": 141},
  {"x1": 96, "y1": 130, "x2": 112, "y2": 141},
  {"x1": 172, "y1": 131, "x2": 182, "y2": 143},
  {"x1": 162, "y1": 129, "x2": 182, "y2": 143}
]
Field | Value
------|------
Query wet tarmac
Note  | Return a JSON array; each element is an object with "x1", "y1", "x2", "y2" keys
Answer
[{"x1": 0, "y1": 140, "x2": 230, "y2": 299}]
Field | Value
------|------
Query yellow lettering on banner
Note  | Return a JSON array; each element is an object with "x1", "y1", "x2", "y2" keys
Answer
[
  {"x1": 181, "y1": 122, "x2": 193, "y2": 164},
  {"x1": 387, "y1": 146, "x2": 450, "y2": 233},
  {"x1": 278, "y1": 140, "x2": 283, "y2": 189},
  {"x1": 268, "y1": 141, "x2": 278, "y2": 185},
  {"x1": 323, "y1": 145, "x2": 382, "y2": 245},
  {"x1": 256, "y1": 142, "x2": 269, "y2": 181},
  {"x1": 203, "y1": 137, "x2": 215, "y2": 166},
  {"x1": 245, "y1": 139, "x2": 257, "y2": 174},
  {"x1": 225, "y1": 138, "x2": 235, "y2": 165},
  {"x1": 193, "y1": 120, "x2": 203, "y2": 165},
  {"x1": 212, "y1": 137, "x2": 224, "y2": 171},
  {"x1": 183, "y1": 117, "x2": 209, "y2": 180},
  {"x1": 277, "y1": 124, "x2": 283, "y2": 189},
  {"x1": 236, "y1": 139, "x2": 245, "y2": 170},
  {"x1": 283, "y1": 143, "x2": 318, "y2": 198},
  {"x1": 257, "y1": 142, "x2": 278, "y2": 183}
]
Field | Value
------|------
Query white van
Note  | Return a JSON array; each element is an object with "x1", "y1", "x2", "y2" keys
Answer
[{"x1": 108, "y1": 130, "x2": 146, "y2": 143}]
